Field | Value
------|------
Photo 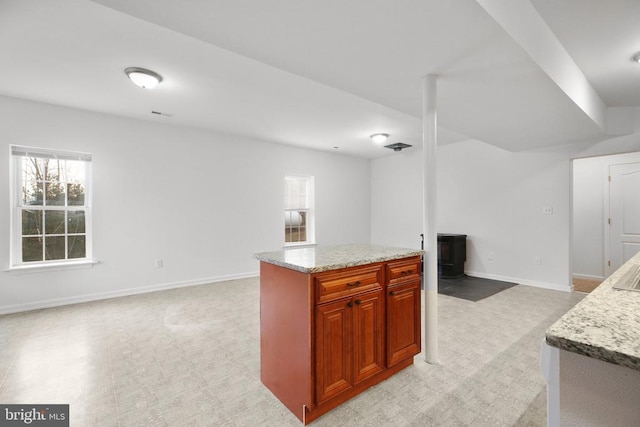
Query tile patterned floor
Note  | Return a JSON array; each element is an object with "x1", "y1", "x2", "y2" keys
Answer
[{"x1": 0, "y1": 278, "x2": 583, "y2": 426}]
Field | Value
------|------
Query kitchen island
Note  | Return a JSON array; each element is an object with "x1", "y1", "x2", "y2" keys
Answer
[
  {"x1": 543, "y1": 251, "x2": 640, "y2": 426},
  {"x1": 254, "y1": 244, "x2": 423, "y2": 424}
]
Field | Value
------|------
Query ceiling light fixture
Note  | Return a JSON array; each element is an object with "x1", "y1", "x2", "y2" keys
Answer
[
  {"x1": 633, "y1": 53, "x2": 640, "y2": 63},
  {"x1": 370, "y1": 133, "x2": 389, "y2": 144},
  {"x1": 125, "y1": 67, "x2": 163, "y2": 89}
]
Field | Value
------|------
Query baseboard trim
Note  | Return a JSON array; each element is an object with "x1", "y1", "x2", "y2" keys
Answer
[
  {"x1": 0, "y1": 271, "x2": 260, "y2": 315},
  {"x1": 465, "y1": 270, "x2": 571, "y2": 293}
]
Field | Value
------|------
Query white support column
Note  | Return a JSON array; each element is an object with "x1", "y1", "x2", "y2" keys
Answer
[{"x1": 423, "y1": 74, "x2": 439, "y2": 364}]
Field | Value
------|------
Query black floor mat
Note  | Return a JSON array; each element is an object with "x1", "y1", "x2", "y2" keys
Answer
[{"x1": 438, "y1": 275, "x2": 518, "y2": 302}]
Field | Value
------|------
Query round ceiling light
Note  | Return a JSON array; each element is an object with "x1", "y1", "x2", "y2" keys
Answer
[
  {"x1": 370, "y1": 133, "x2": 389, "y2": 144},
  {"x1": 633, "y1": 52, "x2": 640, "y2": 63},
  {"x1": 125, "y1": 67, "x2": 163, "y2": 89}
]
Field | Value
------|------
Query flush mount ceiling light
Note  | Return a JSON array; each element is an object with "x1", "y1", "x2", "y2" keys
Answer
[
  {"x1": 370, "y1": 133, "x2": 389, "y2": 144},
  {"x1": 633, "y1": 52, "x2": 640, "y2": 63},
  {"x1": 124, "y1": 67, "x2": 163, "y2": 89}
]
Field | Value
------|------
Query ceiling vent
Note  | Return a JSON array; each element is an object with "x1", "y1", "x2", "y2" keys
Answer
[
  {"x1": 151, "y1": 110, "x2": 173, "y2": 117},
  {"x1": 384, "y1": 142, "x2": 412, "y2": 152}
]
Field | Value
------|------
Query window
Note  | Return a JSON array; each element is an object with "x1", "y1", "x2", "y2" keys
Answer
[
  {"x1": 10, "y1": 146, "x2": 92, "y2": 267},
  {"x1": 284, "y1": 175, "x2": 314, "y2": 245}
]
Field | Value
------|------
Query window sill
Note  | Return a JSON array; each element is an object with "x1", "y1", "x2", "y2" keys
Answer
[
  {"x1": 283, "y1": 242, "x2": 317, "y2": 249},
  {"x1": 5, "y1": 259, "x2": 99, "y2": 274}
]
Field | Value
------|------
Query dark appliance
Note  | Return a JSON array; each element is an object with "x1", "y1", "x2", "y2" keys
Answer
[
  {"x1": 420, "y1": 233, "x2": 424, "y2": 289},
  {"x1": 437, "y1": 234, "x2": 466, "y2": 279}
]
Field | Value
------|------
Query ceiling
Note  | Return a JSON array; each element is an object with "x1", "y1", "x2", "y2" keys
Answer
[{"x1": 0, "y1": 0, "x2": 638, "y2": 158}]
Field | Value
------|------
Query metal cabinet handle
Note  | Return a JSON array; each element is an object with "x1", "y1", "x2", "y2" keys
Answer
[
  {"x1": 389, "y1": 291, "x2": 396, "y2": 296},
  {"x1": 347, "y1": 301, "x2": 353, "y2": 307},
  {"x1": 346, "y1": 281, "x2": 361, "y2": 287},
  {"x1": 355, "y1": 299, "x2": 361, "y2": 305}
]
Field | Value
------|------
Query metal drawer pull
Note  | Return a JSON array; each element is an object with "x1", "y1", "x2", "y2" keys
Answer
[
  {"x1": 389, "y1": 291, "x2": 396, "y2": 296},
  {"x1": 346, "y1": 281, "x2": 361, "y2": 287},
  {"x1": 355, "y1": 299, "x2": 361, "y2": 305},
  {"x1": 347, "y1": 301, "x2": 353, "y2": 307}
]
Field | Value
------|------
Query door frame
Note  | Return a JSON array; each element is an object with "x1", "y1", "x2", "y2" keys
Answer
[
  {"x1": 605, "y1": 156, "x2": 640, "y2": 275},
  {"x1": 571, "y1": 151, "x2": 640, "y2": 287}
]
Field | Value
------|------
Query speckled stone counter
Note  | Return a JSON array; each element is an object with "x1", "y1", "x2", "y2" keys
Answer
[
  {"x1": 546, "y1": 252, "x2": 640, "y2": 371},
  {"x1": 254, "y1": 243, "x2": 423, "y2": 274}
]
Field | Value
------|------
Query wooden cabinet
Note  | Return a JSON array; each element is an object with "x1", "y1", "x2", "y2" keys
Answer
[
  {"x1": 260, "y1": 255, "x2": 421, "y2": 424},
  {"x1": 387, "y1": 280, "x2": 421, "y2": 367},
  {"x1": 315, "y1": 289, "x2": 384, "y2": 404},
  {"x1": 315, "y1": 264, "x2": 382, "y2": 304},
  {"x1": 352, "y1": 290, "x2": 384, "y2": 383},
  {"x1": 386, "y1": 258, "x2": 422, "y2": 367},
  {"x1": 315, "y1": 297, "x2": 352, "y2": 403}
]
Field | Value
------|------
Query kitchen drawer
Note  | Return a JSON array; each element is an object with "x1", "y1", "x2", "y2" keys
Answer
[
  {"x1": 386, "y1": 257, "x2": 421, "y2": 285},
  {"x1": 315, "y1": 264, "x2": 383, "y2": 304}
]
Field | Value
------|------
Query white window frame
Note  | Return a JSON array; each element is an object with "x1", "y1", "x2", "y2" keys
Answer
[
  {"x1": 8, "y1": 145, "x2": 94, "y2": 272},
  {"x1": 284, "y1": 175, "x2": 315, "y2": 247}
]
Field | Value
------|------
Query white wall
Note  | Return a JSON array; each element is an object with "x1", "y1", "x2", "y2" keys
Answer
[
  {"x1": 0, "y1": 96, "x2": 371, "y2": 314},
  {"x1": 572, "y1": 156, "x2": 608, "y2": 282},
  {"x1": 371, "y1": 148, "x2": 422, "y2": 249},
  {"x1": 437, "y1": 140, "x2": 571, "y2": 290},
  {"x1": 371, "y1": 109, "x2": 640, "y2": 291},
  {"x1": 572, "y1": 151, "x2": 640, "y2": 281}
]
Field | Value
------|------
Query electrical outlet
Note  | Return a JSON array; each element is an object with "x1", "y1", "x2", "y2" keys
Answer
[
  {"x1": 535, "y1": 256, "x2": 542, "y2": 265},
  {"x1": 156, "y1": 259, "x2": 164, "y2": 268},
  {"x1": 542, "y1": 206, "x2": 553, "y2": 215},
  {"x1": 488, "y1": 251, "x2": 495, "y2": 261}
]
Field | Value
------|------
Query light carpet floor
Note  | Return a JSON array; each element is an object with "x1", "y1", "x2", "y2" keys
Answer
[{"x1": 0, "y1": 277, "x2": 583, "y2": 426}]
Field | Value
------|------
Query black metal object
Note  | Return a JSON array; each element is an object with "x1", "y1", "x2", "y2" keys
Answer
[
  {"x1": 384, "y1": 142, "x2": 412, "y2": 151},
  {"x1": 420, "y1": 233, "x2": 424, "y2": 289},
  {"x1": 437, "y1": 234, "x2": 466, "y2": 279}
]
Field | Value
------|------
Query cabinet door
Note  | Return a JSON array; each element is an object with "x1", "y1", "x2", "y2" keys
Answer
[
  {"x1": 387, "y1": 280, "x2": 421, "y2": 367},
  {"x1": 315, "y1": 299, "x2": 353, "y2": 404},
  {"x1": 352, "y1": 290, "x2": 384, "y2": 384}
]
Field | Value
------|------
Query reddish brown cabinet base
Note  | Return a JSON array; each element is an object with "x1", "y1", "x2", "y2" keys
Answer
[{"x1": 260, "y1": 256, "x2": 422, "y2": 424}]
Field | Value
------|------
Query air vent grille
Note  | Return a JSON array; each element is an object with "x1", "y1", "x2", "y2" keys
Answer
[{"x1": 384, "y1": 142, "x2": 412, "y2": 152}]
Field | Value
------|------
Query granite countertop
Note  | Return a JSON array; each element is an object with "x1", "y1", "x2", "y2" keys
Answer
[
  {"x1": 253, "y1": 243, "x2": 423, "y2": 274},
  {"x1": 546, "y1": 251, "x2": 640, "y2": 371}
]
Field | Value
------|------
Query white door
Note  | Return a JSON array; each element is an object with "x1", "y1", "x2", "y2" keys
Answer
[{"x1": 609, "y1": 162, "x2": 640, "y2": 273}]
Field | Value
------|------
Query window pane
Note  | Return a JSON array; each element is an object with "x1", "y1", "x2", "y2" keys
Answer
[
  {"x1": 45, "y1": 182, "x2": 66, "y2": 206},
  {"x1": 64, "y1": 160, "x2": 86, "y2": 183},
  {"x1": 67, "y1": 183, "x2": 85, "y2": 206},
  {"x1": 67, "y1": 211, "x2": 85, "y2": 234},
  {"x1": 13, "y1": 149, "x2": 91, "y2": 266},
  {"x1": 22, "y1": 157, "x2": 44, "y2": 181},
  {"x1": 45, "y1": 236, "x2": 65, "y2": 260},
  {"x1": 22, "y1": 210, "x2": 43, "y2": 236},
  {"x1": 285, "y1": 177, "x2": 308, "y2": 209},
  {"x1": 23, "y1": 181, "x2": 43, "y2": 206},
  {"x1": 45, "y1": 210, "x2": 65, "y2": 235},
  {"x1": 68, "y1": 235, "x2": 86, "y2": 259},
  {"x1": 22, "y1": 237, "x2": 43, "y2": 262},
  {"x1": 43, "y1": 159, "x2": 64, "y2": 182},
  {"x1": 284, "y1": 211, "x2": 307, "y2": 242}
]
